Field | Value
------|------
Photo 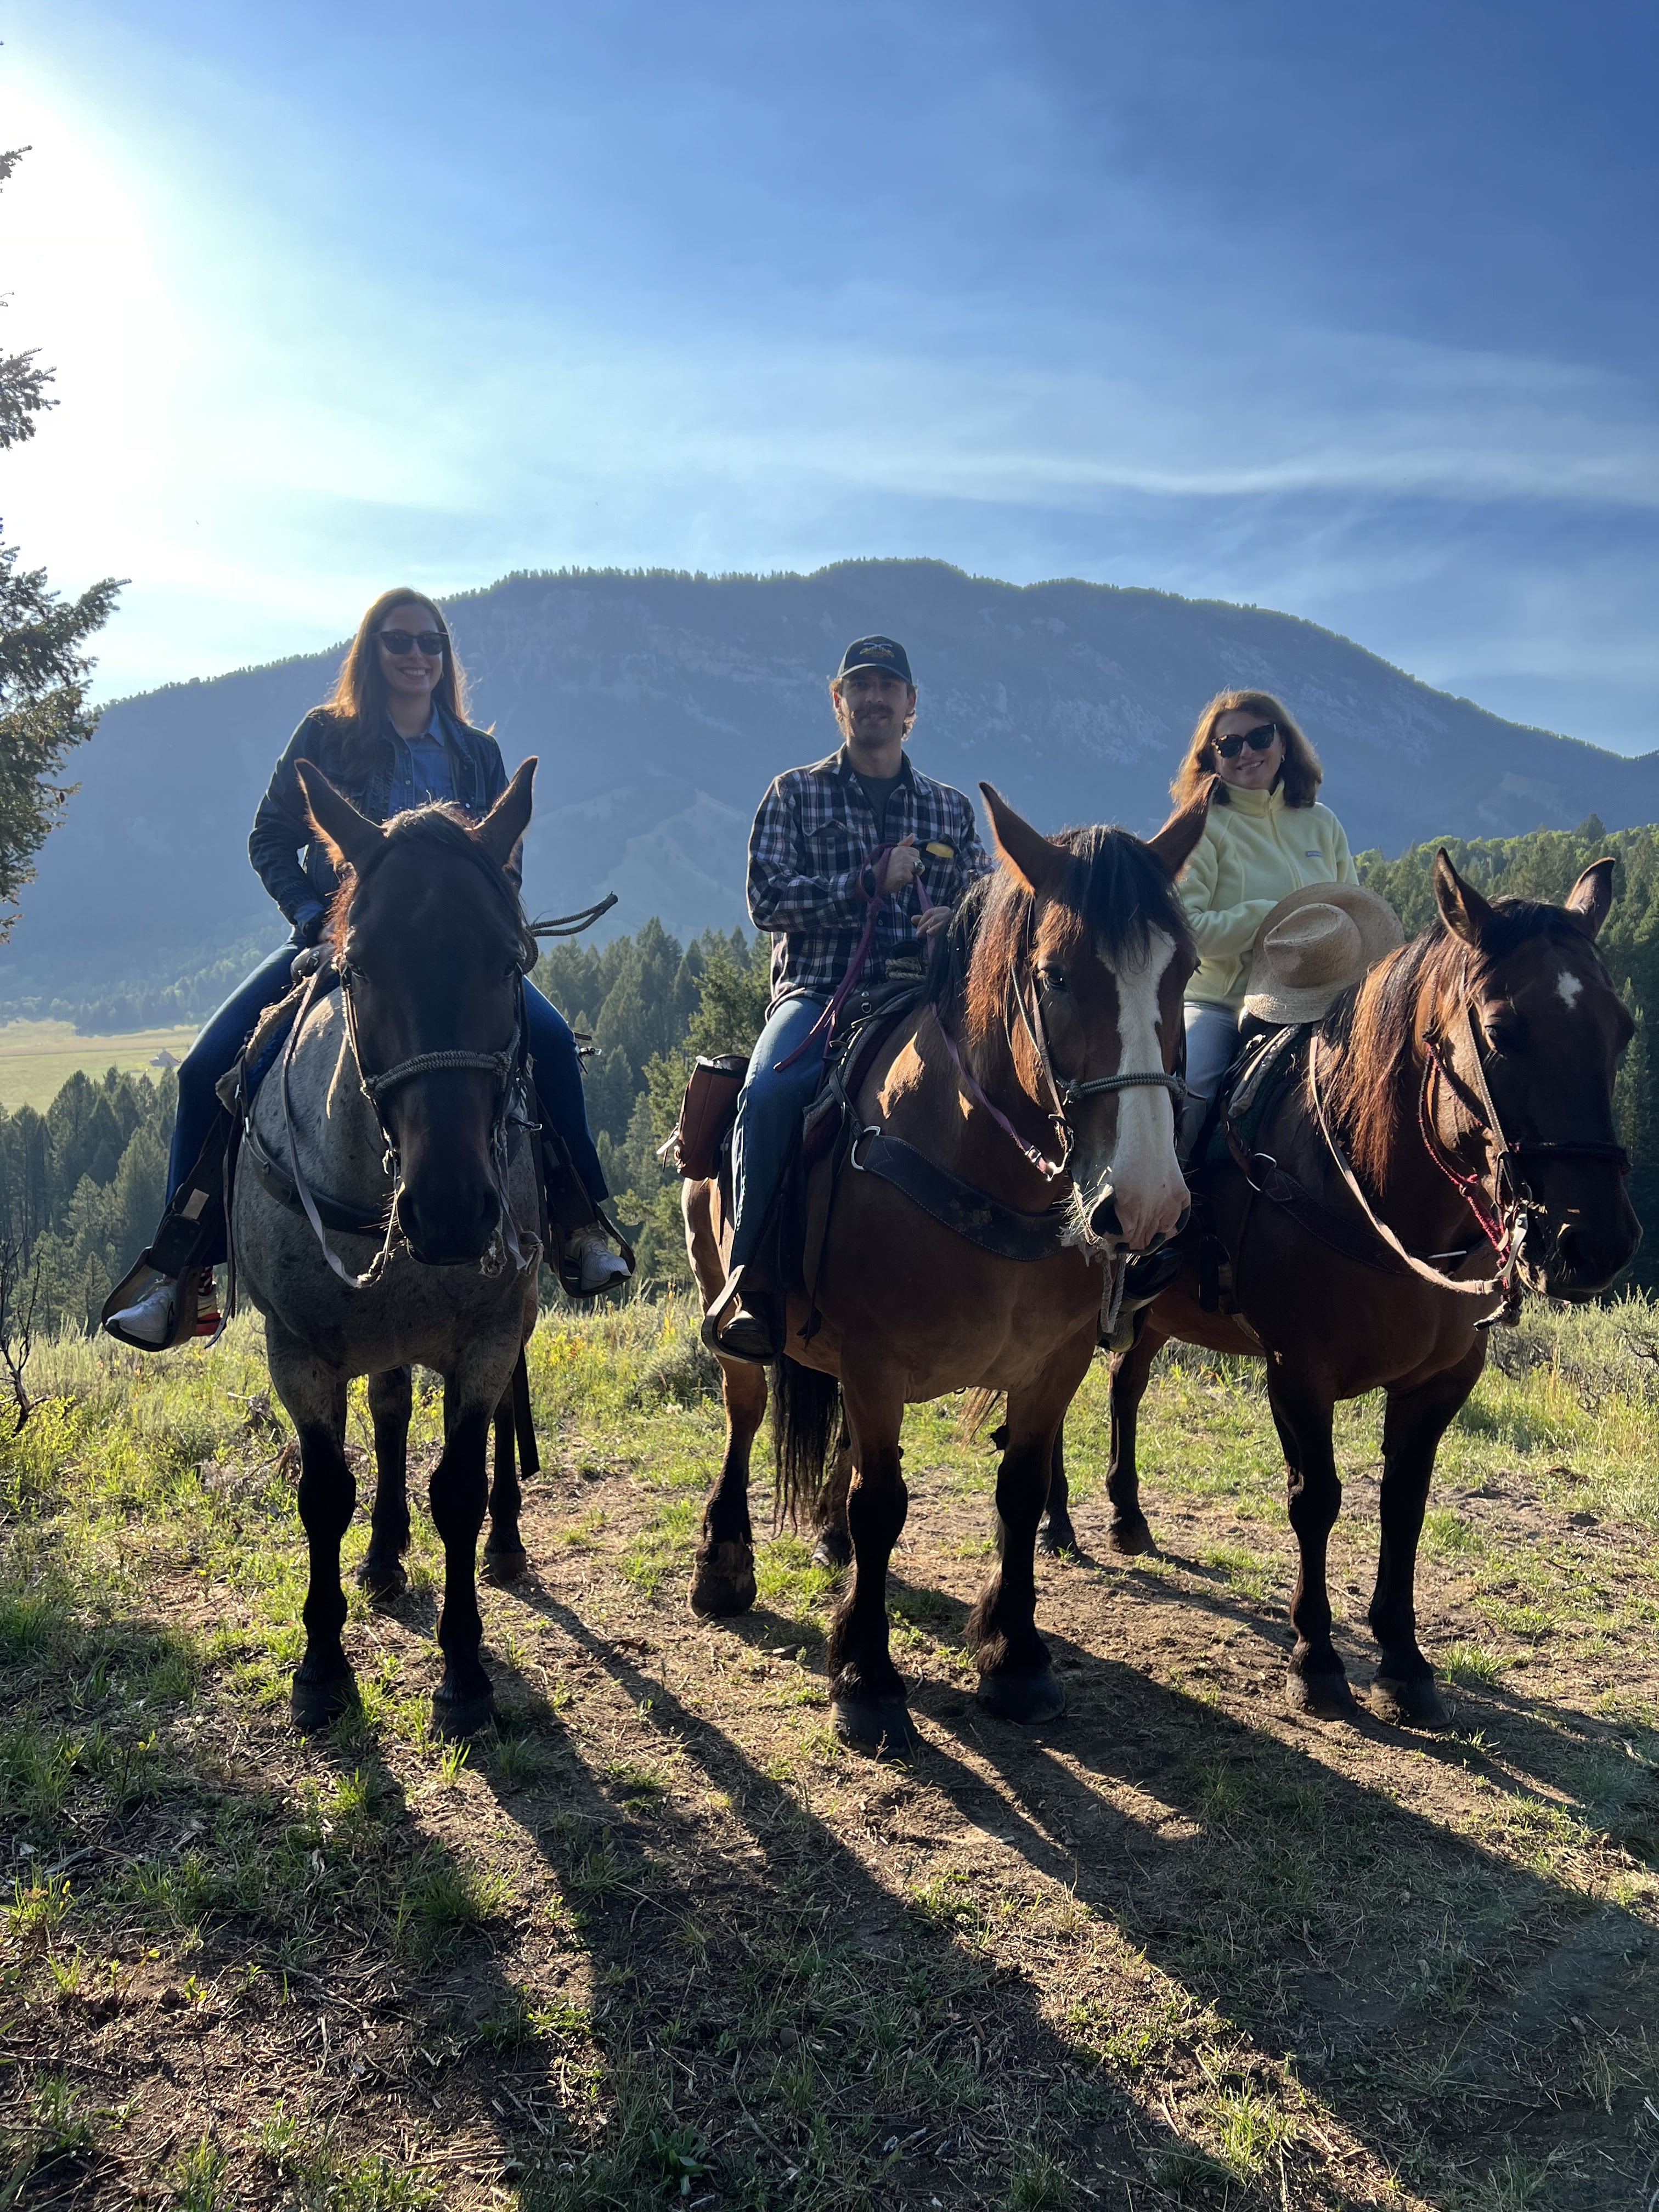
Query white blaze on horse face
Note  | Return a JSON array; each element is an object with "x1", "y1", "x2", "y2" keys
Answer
[
  {"x1": 1556, "y1": 966, "x2": 1585, "y2": 1011},
  {"x1": 1072, "y1": 925, "x2": 1188, "y2": 1252}
]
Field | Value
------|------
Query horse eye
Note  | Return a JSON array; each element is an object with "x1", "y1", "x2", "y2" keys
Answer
[
  {"x1": 1482, "y1": 1015, "x2": 1522, "y2": 1054},
  {"x1": 1039, "y1": 967, "x2": 1069, "y2": 994}
]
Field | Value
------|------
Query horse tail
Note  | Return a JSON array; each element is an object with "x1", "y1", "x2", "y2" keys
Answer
[
  {"x1": 959, "y1": 1387, "x2": 1004, "y2": 1441},
  {"x1": 771, "y1": 1356, "x2": 842, "y2": 1531}
]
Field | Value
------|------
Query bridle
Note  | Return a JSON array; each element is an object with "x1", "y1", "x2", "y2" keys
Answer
[
  {"x1": 1418, "y1": 963, "x2": 1629, "y2": 1267},
  {"x1": 939, "y1": 906, "x2": 1186, "y2": 1187},
  {"x1": 1310, "y1": 953, "x2": 1629, "y2": 1312},
  {"x1": 278, "y1": 952, "x2": 536, "y2": 1292}
]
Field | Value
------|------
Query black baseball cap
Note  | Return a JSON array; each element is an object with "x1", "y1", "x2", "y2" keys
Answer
[{"x1": 836, "y1": 635, "x2": 913, "y2": 685}]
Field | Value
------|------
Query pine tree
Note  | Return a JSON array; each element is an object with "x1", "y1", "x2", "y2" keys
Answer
[{"x1": 0, "y1": 147, "x2": 122, "y2": 935}]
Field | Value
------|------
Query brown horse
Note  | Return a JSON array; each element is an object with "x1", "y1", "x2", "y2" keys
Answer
[
  {"x1": 684, "y1": 783, "x2": 1209, "y2": 1751},
  {"x1": 1048, "y1": 850, "x2": 1639, "y2": 1728}
]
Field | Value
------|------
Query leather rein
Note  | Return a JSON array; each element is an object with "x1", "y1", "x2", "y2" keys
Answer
[
  {"x1": 277, "y1": 957, "x2": 534, "y2": 1292},
  {"x1": 1302, "y1": 962, "x2": 1629, "y2": 1312}
]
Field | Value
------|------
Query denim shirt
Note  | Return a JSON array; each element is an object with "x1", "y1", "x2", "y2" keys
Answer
[{"x1": 248, "y1": 702, "x2": 507, "y2": 935}]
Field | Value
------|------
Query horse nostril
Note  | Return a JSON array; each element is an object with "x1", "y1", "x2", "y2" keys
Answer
[
  {"x1": 1089, "y1": 1192, "x2": 1121, "y2": 1240},
  {"x1": 1174, "y1": 1203, "x2": 1192, "y2": 1236}
]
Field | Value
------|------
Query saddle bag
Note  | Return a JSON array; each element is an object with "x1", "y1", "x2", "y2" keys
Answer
[{"x1": 667, "y1": 1054, "x2": 747, "y2": 1179}]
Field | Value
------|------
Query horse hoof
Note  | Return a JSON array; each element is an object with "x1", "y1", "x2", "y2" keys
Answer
[
  {"x1": 432, "y1": 1686, "x2": 495, "y2": 1740},
  {"x1": 832, "y1": 1696, "x2": 920, "y2": 1756},
  {"x1": 1372, "y1": 1673, "x2": 1451, "y2": 1730},
  {"x1": 1036, "y1": 1518, "x2": 1078, "y2": 1558},
  {"x1": 811, "y1": 1530, "x2": 852, "y2": 1573},
  {"x1": 978, "y1": 1666, "x2": 1066, "y2": 1724},
  {"x1": 689, "y1": 1542, "x2": 757, "y2": 1617},
  {"x1": 1107, "y1": 1515, "x2": 1155, "y2": 1558},
  {"x1": 1285, "y1": 1669, "x2": 1356, "y2": 1720},
  {"x1": 291, "y1": 1671, "x2": 357, "y2": 1733},
  {"x1": 357, "y1": 1556, "x2": 407, "y2": 1603},
  {"x1": 483, "y1": 1545, "x2": 529, "y2": 1585}
]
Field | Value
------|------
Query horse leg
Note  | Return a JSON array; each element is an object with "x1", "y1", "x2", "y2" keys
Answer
[
  {"x1": 828, "y1": 1376, "x2": 916, "y2": 1754},
  {"x1": 811, "y1": 1420, "x2": 854, "y2": 1572},
  {"x1": 267, "y1": 1334, "x2": 356, "y2": 1731},
  {"x1": 1036, "y1": 1422, "x2": 1076, "y2": 1558},
  {"x1": 1106, "y1": 1321, "x2": 1165, "y2": 1555},
  {"x1": 1269, "y1": 1370, "x2": 1355, "y2": 1719},
  {"x1": 968, "y1": 1357, "x2": 1088, "y2": 1722},
  {"x1": 359, "y1": 1366, "x2": 412, "y2": 1601},
  {"x1": 689, "y1": 1355, "x2": 764, "y2": 1616},
  {"x1": 1369, "y1": 1344, "x2": 1483, "y2": 1730},
  {"x1": 484, "y1": 1385, "x2": 529, "y2": 1585},
  {"x1": 429, "y1": 1378, "x2": 496, "y2": 1737}
]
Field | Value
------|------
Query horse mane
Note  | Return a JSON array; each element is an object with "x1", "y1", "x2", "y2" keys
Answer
[
  {"x1": 937, "y1": 825, "x2": 1192, "y2": 1046},
  {"x1": 1321, "y1": 896, "x2": 1595, "y2": 1186},
  {"x1": 327, "y1": 803, "x2": 535, "y2": 965}
]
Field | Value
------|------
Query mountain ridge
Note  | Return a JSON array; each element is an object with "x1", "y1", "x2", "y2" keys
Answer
[{"x1": 8, "y1": 557, "x2": 1658, "y2": 1018}]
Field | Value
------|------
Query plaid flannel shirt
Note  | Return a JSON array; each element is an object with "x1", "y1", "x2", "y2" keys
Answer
[{"x1": 747, "y1": 746, "x2": 994, "y2": 1008}]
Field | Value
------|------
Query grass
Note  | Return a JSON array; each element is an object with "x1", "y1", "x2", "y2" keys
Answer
[{"x1": 0, "y1": 1292, "x2": 1656, "y2": 2207}]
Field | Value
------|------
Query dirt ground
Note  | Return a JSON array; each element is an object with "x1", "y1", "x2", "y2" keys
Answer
[{"x1": 3, "y1": 1330, "x2": 1658, "y2": 2210}]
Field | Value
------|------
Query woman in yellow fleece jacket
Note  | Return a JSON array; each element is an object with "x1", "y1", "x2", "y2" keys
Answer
[{"x1": 1170, "y1": 689, "x2": 1357, "y2": 1148}]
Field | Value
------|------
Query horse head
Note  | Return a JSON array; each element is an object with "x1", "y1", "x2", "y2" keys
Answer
[
  {"x1": 1430, "y1": 849, "x2": 1640, "y2": 1300},
  {"x1": 971, "y1": 781, "x2": 1206, "y2": 1256},
  {"x1": 298, "y1": 757, "x2": 538, "y2": 1268}
]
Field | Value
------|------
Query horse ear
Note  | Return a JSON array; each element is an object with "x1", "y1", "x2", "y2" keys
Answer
[
  {"x1": 476, "y1": 757, "x2": 537, "y2": 873},
  {"x1": 978, "y1": 781, "x2": 1068, "y2": 895},
  {"x1": 1564, "y1": 856, "x2": 1615, "y2": 939},
  {"x1": 1146, "y1": 777, "x2": 1214, "y2": 879},
  {"x1": 296, "y1": 760, "x2": 383, "y2": 871},
  {"x1": 1433, "y1": 849, "x2": 1494, "y2": 947}
]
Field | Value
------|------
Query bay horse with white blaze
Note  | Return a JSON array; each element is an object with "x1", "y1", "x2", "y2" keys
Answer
[
  {"x1": 232, "y1": 761, "x2": 544, "y2": 1738},
  {"x1": 686, "y1": 783, "x2": 1208, "y2": 1751},
  {"x1": 1048, "y1": 850, "x2": 1640, "y2": 1727}
]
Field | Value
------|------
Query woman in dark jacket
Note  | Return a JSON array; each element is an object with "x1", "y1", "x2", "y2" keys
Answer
[{"x1": 108, "y1": 586, "x2": 627, "y2": 1346}]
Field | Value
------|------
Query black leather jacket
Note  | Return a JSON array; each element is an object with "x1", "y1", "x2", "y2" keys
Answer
[{"x1": 247, "y1": 706, "x2": 509, "y2": 936}]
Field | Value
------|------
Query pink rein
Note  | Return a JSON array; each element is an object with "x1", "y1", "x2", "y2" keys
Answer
[
  {"x1": 774, "y1": 844, "x2": 1069, "y2": 1183},
  {"x1": 773, "y1": 843, "x2": 932, "y2": 1070}
]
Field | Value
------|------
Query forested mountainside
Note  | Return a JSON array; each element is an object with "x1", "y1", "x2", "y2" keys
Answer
[
  {"x1": 9, "y1": 814, "x2": 1659, "y2": 1331},
  {"x1": 7, "y1": 559, "x2": 1659, "y2": 1031}
]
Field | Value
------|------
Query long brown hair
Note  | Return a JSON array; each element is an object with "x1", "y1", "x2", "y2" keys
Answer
[
  {"x1": 1169, "y1": 689, "x2": 1323, "y2": 810},
  {"x1": 317, "y1": 588, "x2": 472, "y2": 773}
]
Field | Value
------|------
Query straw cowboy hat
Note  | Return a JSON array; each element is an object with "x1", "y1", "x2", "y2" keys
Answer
[{"x1": 1243, "y1": 882, "x2": 1404, "y2": 1026}]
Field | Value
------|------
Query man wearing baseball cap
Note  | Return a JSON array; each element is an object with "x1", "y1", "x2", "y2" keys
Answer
[{"x1": 713, "y1": 635, "x2": 992, "y2": 1361}]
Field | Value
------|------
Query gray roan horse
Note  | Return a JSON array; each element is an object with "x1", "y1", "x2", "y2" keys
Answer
[{"x1": 233, "y1": 759, "x2": 543, "y2": 1737}]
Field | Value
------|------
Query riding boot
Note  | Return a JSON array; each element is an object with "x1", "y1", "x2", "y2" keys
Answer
[
  {"x1": 103, "y1": 1116, "x2": 230, "y2": 1351},
  {"x1": 701, "y1": 1263, "x2": 782, "y2": 1364},
  {"x1": 539, "y1": 1128, "x2": 634, "y2": 1299}
]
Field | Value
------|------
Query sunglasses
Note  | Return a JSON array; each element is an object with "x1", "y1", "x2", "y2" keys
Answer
[
  {"x1": 1214, "y1": 721, "x2": 1278, "y2": 760},
  {"x1": 379, "y1": 628, "x2": 447, "y2": 656}
]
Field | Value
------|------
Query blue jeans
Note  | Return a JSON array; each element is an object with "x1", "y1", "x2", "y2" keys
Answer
[
  {"x1": 166, "y1": 948, "x2": 608, "y2": 1243},
  {"x1": 729, "y1": 993, "x2": 829, "y2": 1270},
  {"x1": 1179, "y1": 1000, "x2": 1243, "y2": 1158}
]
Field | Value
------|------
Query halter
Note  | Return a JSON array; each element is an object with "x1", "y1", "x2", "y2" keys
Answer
[
  {"x1": 1417, "y1": 964, "x2": 1629, "y2": 1263},
  {"x1": 1309, "y1": 954, "x2": 1629, "y2": 1314},
  {"x1": 279, "y1": 958, "x2": 534, "y2": 1292},
  {"x1": 984, "y1": 906, "x2": 1185, "y2": 1181}
]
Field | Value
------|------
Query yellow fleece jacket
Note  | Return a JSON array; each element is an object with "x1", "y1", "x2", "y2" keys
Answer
[{"x1": 1178, "y1": 783, "x2": 1358, "y2": 1011}]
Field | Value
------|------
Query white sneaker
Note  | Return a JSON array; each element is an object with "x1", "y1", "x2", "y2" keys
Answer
[
  {"x1": 109, "y1": 1277, "x2": 178, "y2": 1346},
  {"x1": 569, "y1": 1229, "x2": 630, "y2": 1295}
]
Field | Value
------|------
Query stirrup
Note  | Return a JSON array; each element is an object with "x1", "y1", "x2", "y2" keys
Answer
[{"x1": 101, "y1": 1263, "x2": 213, "y2": 1353}]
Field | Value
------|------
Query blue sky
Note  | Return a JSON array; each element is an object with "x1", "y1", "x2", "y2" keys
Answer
[{"x1": 4, "y1": 0, "x2": 1656, "y2": 748}]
